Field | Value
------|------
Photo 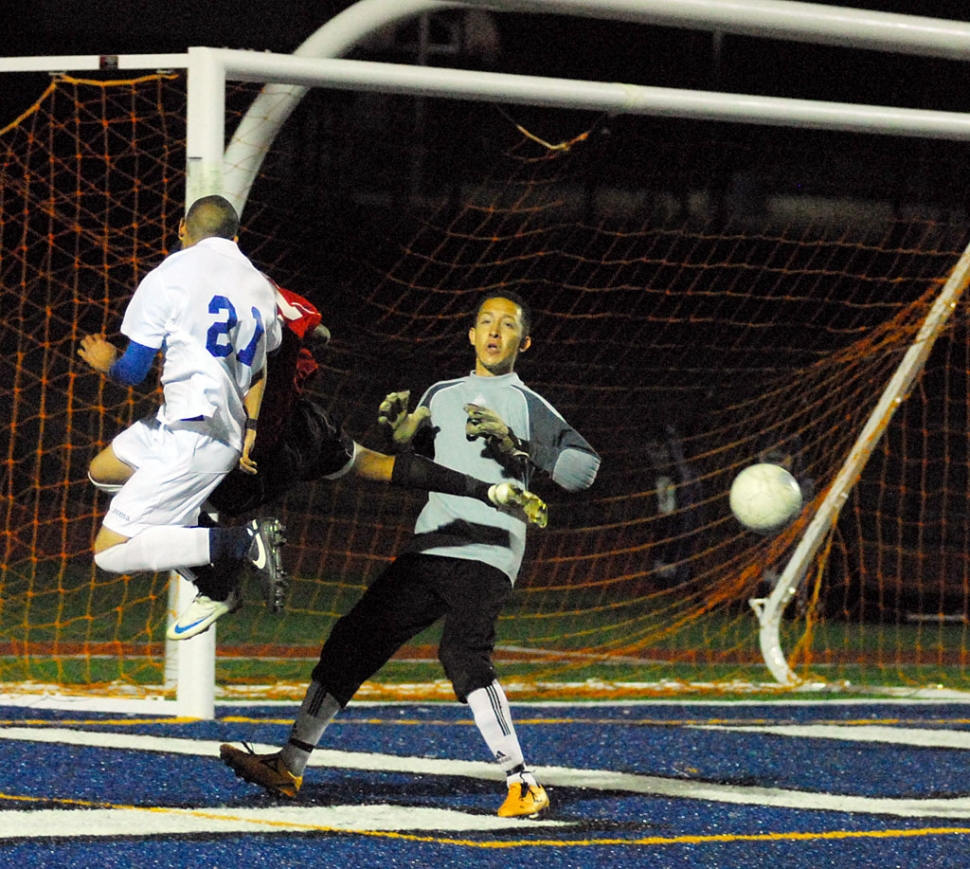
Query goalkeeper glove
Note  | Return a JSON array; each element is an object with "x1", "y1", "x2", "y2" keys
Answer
[
  {"x1": 464, "y1": 404, "x2": 531, "y2": 464},
  {"x1": 379, "y1": 390, "x2": 430, "y2": 445}
]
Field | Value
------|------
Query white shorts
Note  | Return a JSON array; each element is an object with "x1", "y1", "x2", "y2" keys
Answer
[{"x1": 104, "y1": 416, "x2": 240, "y2": 538}]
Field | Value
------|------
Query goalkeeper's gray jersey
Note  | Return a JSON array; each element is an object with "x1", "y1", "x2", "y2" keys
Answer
[{"x1": 408, "y1": 371, "x2": 600, "y2": 583}]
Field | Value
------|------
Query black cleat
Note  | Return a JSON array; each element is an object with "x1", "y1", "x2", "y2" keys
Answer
[{"x1": 245, "y1": 518, "x2": 288, "y2": 613}]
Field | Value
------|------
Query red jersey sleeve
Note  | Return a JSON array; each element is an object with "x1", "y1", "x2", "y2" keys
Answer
[{"x1": 274, "y1": 285, "x2": 323, "y2": 340}]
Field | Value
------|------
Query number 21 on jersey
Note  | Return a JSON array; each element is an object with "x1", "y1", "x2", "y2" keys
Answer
[{"x1": 205, "y1": 295, "x2": 265, "y2": 366}]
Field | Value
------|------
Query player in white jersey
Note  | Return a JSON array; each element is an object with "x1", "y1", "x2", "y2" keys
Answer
[
  {"x1": 220, "y1": 290, "x2": 600, "y2": 818},
  {"x1": 78, "y1": 195, "x2": 288, "y2": 606}
]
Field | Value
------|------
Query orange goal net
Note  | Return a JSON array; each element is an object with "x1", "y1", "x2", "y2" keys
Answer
[{"x1": 3, "y1": 71, "x2": 970, "y2": 701}]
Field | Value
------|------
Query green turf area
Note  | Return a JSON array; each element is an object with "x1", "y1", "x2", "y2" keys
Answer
[{"x1": 3, "y1": 562, "x2": 970, "y2": 696}]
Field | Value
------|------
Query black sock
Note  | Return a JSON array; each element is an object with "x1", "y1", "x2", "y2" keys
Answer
[
  {"x1": 209, "y1": 526, "x2": 252, "y2": 562},
  {"x1": 192, "y1": 561, "x2": 237, "y2": 601}
]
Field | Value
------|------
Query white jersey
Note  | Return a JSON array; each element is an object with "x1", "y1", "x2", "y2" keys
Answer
[{"x1": 120, "y1": 237, "x2": 281, "y2": 449}]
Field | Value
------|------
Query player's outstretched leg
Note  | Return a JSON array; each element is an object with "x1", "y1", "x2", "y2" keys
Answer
[
  {"x1": 220, "y1": 743, "x2": 302, "y2": 798},
  {"x1": 498, "y1": 769, "x2": 550, "y2": 817},
  {"x1": 245, "y1": 517, "x2": 288, "y2": 612}
]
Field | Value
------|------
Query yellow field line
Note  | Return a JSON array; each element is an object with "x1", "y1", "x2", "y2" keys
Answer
[
  {"x1": 347, "y1": 825, "x2": 970, "y2": 848},
  {"x1": 4, "y1": 714, "x2": 970, "y2": 728}
]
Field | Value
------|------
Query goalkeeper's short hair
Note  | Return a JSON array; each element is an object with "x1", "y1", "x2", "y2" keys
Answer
[{"x1": 474, "y1": 289, "x2": 533, "y2": 337}]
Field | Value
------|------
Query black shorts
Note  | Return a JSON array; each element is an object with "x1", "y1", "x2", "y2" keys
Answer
[
  {"x1": 312, "y1": 552, "x2": 513, "y2": 704},
  {"x1": 207, "y1": 396, "x2": 355, "y2": 518}
]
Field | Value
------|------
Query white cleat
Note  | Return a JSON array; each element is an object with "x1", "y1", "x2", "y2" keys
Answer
[{"x1": 167, "y1": 589, "x2": 243, "y2": 641}]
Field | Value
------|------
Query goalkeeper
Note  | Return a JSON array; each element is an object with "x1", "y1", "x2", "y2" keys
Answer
[
  {"x1": 158, "y1": 281, "x2": 547, "y2": 639},
  {"x1": 221, "y1": 289, "x2": 600, "y2": 818}
]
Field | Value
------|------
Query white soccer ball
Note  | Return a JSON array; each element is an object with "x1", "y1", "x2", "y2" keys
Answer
[{"x1": 729, "y1": 462, "x2": 803, "y2": 535}]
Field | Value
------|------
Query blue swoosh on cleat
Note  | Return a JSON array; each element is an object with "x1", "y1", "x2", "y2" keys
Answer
[{"x1": 171, "y1": 618, "x2": 210, "y2": 636}]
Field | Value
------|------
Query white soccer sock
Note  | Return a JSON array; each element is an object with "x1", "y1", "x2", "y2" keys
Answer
[
  {"x1": 94, "y1": 527, "x2": 211, "y2": 573},
  {"x1": 467, "y1": 680, "x2": 525, "y2": 774},
  {"x1": 280, "y1": 681, "x2": 342, "y2": 776}
]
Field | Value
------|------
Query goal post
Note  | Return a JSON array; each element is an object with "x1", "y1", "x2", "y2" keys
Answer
[{"x1": 751, "y1": 250, "x2": 970, "y2": 684}]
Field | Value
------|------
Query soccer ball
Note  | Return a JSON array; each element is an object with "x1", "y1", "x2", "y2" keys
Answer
[{"x1": 729, "y1": 462, "x2": 803, "y2": 535}]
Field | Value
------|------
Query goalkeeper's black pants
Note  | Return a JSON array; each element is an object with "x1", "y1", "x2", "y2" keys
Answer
[{"x1": 311, "y1": 552, "x2": 512, "y2": 705}]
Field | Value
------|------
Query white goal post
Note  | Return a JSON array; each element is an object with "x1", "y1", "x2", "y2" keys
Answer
[{"x1": 5, "y1": 0, "x2": 970, "y2": 715}]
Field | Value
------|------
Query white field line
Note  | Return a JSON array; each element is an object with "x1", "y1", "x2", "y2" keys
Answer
[
  {"x1": 0, "y1": 804, "x2": 568, "y2": 838},
  {"x1": 2, "y1": 728, "x2": 970, "y2": 821},
  {"x1": 3, "y1": 684, "x2": 970, "y2": 715},
  {"x1": 696, "y1": 722, "x2": 970, "y2": 749}
]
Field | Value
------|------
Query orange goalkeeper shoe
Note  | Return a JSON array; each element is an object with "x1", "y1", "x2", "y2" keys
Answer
[{"x1": 497, "y1": 775, "x2": 550, "y2": 818}]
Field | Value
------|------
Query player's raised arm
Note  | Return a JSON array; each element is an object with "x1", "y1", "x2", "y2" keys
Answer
[
  {"x1": 464, "y1": 400, "x2": 600, "y2": 492},
  {"x1": 79, "y1": 335, "x2": 158, "y2": 386},
  {"x1": 78, "y1": 334, "x2": 119, "y2": 374}
]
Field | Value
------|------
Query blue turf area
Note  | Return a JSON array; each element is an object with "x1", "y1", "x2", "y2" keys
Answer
[{"x1": 1, "y1": 700, "x2": 969, "y2": 868}]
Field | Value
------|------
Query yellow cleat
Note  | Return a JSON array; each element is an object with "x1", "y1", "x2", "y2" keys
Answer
[{"x1": 497, "y1": 780, "x2": 550, "y2": 818}]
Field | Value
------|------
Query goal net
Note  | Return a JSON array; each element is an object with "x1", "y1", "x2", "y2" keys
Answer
[{"x1": 3, "y1": 59, "x2": 970, "y2": 704}]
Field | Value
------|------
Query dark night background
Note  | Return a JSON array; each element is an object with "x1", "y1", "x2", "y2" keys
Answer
[
  {"x1": 5, "y1": 1, "x2": 970, "y2": 113},
  {"x1": 7, "y1": 0, "x2": 970, "y2": 432},
  {"x1": 6, "y1": 0, "x2": 970, "y2": 209}
]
